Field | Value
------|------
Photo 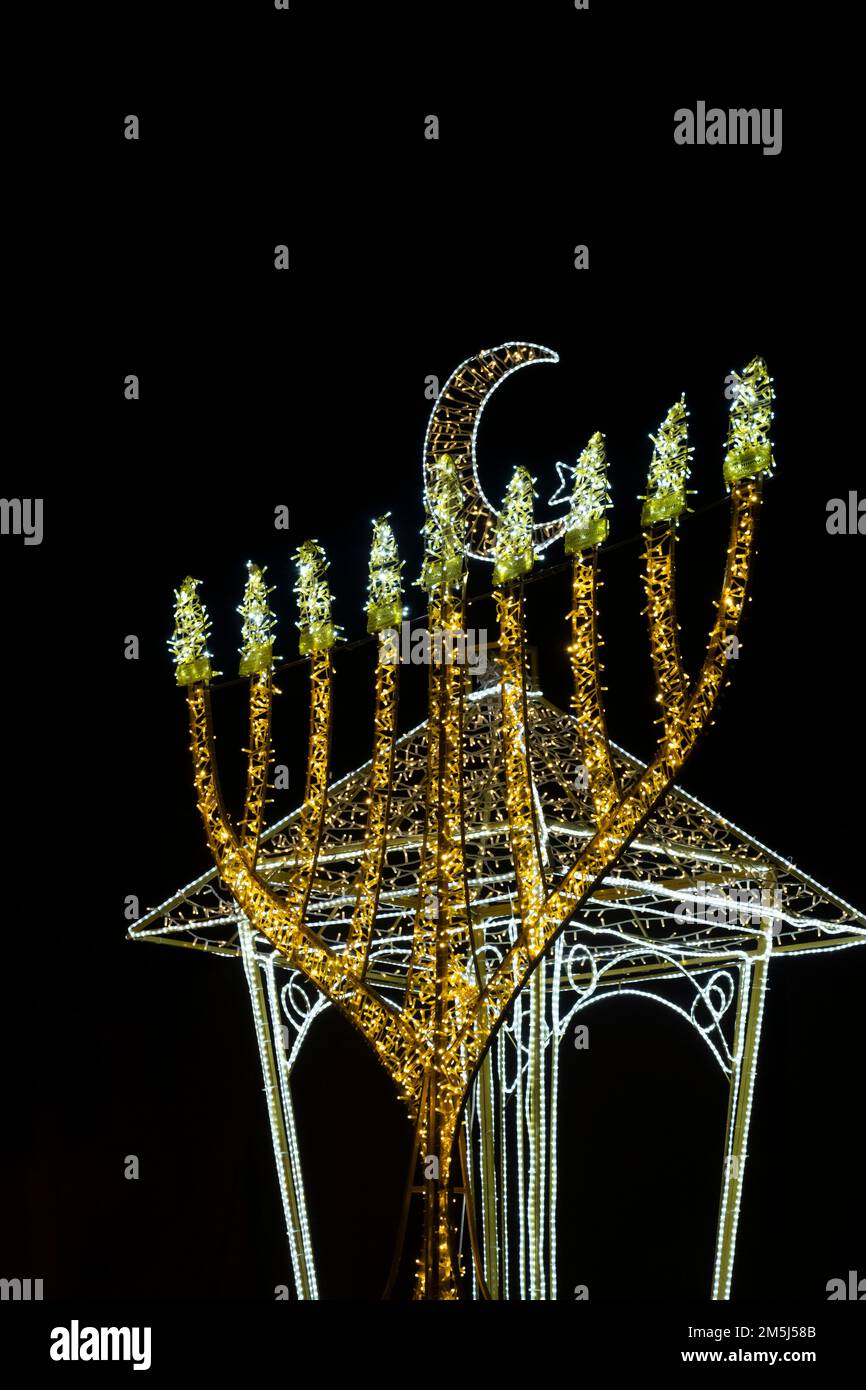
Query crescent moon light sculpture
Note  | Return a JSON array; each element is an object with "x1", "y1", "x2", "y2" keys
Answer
[
  {"x1": 134, "y1": 345, "x2": 866, "y2": 1300},
  {"x1": 423, "y1": 341, "x2": 567, "y2": 560}
]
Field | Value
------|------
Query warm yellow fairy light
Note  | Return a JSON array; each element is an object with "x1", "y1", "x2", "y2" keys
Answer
[
  {"x1": 492, "y1": 465, "x2": 535, "y2": 584},
  {"x1": 564, "y1": 432, "x2": 611, "y2": 554},
  {"x1": 238, "y1": 562, "x2": 279, "y2": 676},
  {"x1": 171, "y1": 354, "x2": 778, "y2": 1301},
  {"x1": 641, "y1": 397, "x2": 694, "y2": 525},
  {"x1": 496, "y1": 587, "x2": 546, "y2": 950},
  {"x1": 454, "y1": 475, "x2": 767, "y2": 1102},
  {"x1": 185, "y1": 678, "x2": 423, "y2": 1088},
  {"x1": 294, "y1": 541, "x2": 339, "y2": 654},
  {"x1": 420, "y1": 453, "x2": 465, "y2": 593},
  {"x1": 560, "y1": 431, "x2": 619, "y2": 818},
  {"x1": 170, "y1": 577, "x2": 214, "y2": 686},
  {"x1": 407, "y1": 585, "x2": 480, "y2": 1299},
  {"x1": 567, "y1": 552, "x2": 620, "y2": 819},
  {"x1": 644, "y1": 523, "x2": 690, "y2": 749},
  {"x1": 366, "y1": 514, "x2": 404, "y2": 633},
  {"x1": 723, "y1": 357, "x2": 775, "y2": 487}
]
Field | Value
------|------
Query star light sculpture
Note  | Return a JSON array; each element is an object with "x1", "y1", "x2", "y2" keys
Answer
[{"x1": 132, "y1": 343, "x2": 865, "y2": 1300}]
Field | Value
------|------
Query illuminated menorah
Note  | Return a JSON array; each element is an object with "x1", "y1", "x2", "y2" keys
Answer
[{"x1": 132, "y1": 344, "x2": 865, "y2": 1299}]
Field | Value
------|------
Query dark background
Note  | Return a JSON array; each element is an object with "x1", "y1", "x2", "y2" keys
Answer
[{"x1": 2, "y1": 2, "x2": 862, "y2": 1311}]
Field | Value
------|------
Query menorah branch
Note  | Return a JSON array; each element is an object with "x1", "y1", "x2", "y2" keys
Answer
[
  {"x1": 496, "y1": 585, "x2": 547, "y2": 954},
  {"x1": 343, "y1": 647, "x2": 399, "y2": 978},
  {"x1": 568, "y1": 550, "x2": 620, "y2": 820},
  {"x1": 405, "y1": 591, "x2": 481, "y2": 1028},
  {"x1": 450, "y1": 477, "x2": 763, "y2": 1088},
  {"x1": 186, "y1": 681, "x2": 423, "y2": 1098},
  {"x1": 161, "y1": 345, "x2": 785, "y2": 1300},
  {"x1": 239, "y1": 672, "x2": 274, "y2": 861},
  {"x1": 644, "y1": 525, "x2": 690, "y2": 746}
]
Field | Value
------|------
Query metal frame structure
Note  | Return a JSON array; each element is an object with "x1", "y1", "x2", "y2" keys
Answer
[
  {"x1": 132, "y1": 342, "x2": 866, "y2": 1298},
  {"x1": 131, "y1": 690, "x2": 866, "y2": 1299}
]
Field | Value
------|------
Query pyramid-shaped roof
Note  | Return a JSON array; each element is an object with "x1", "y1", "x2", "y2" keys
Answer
[{"x1": 129, "y1": 683, "x2": 866, "y2": 985}]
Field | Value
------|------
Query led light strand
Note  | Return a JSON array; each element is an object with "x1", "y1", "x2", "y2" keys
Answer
[
  {"x1": 366, "y1": 514, "x2": 404, "y2": 634},
  {"x1": 238, "y1": 562, "x2": 279, "y2": 676},
  {"x1": 149, "y1": 350, "x2": 866, "y2": 1303},
  {"x1": 492, "y1": 466, "x2": 536, "y2": 585},
  {"x1": 170, "y1": 576, "x2": 214, "y2": 685},
  {"x1": 640, "y1": 397, "x2": 694, "y2": 526},
  {"x1": 724, "y1": 357, "x2": 775, "y2": 487}
]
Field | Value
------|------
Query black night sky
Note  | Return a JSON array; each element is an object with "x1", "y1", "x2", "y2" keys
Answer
[{"x1": 2, "y1": 0, "x2": 863, "y2": 1368}]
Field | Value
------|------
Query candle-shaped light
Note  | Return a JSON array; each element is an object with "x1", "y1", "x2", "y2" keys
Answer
[
  {"x1": 641, "y1": 396, "x2": 694, "y2": 526},
  {"x1": 366, "y1": 514, "x2": 404, "y2": 633},
  {"x1": 563, "y1": 431, "x2": 612, "y2": 553},
  {"x1": 169, "y1": 576, "x2": 215, "y2": 685},
  {"x1": 723, "y1": 357, "x2": 775, "y2": 487},
  {"x1": 419, "y1": 453, "x2": 465, "y2": 593},
  {"x1": 294, "y1": 540, "x2": 339, "y2": 654},
  {"x1": 493, "y1": 465, "x2": 536, "y2": 584},
  {"x1": 238, "y1": 562, "x2": 279, "y2": 675}
]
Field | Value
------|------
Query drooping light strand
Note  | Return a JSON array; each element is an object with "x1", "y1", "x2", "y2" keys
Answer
[
  {"x1": 641, "y1": 397, "x2": 694, "y2": 526},
  {"x1": 493, "y1": 466, "x2": 536, "y2": 584},
  {"x1": 170, "y1": 576, "x2": 215, "y2": 685},
  {"x1": 294, "y1": 541, "x2": 339, "y2": 654},
  {"x1": 238, "y1": 562, "x2": 280, "y2": 676},
  {"x1": 723, "y1": 357, "x2": 775, "y2": 487},
  {"x1": 366, "y1": 514, "x2": 404, "y2": 633}
]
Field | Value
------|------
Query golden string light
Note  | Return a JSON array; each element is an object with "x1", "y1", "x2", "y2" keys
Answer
[
  {"x1": 724, "y1": 357, "x2": 775, "y2": 487},
  {"x1": 563, "y1": 431, "x2": 611, "y2": 554},
  {"x1": 238, "y1": 562, "x2": 279, "y2": 677},
  {"x1": 170, "y1": 576, "x2": 214, "y2": 685},
  {"x1": 420, "y1": 454, "x2": 465, "y2": 594},
  {"x1": 163, "y1": 350, "x2": 799, "y2": 1300},
  {"x1": 492, "y1": 466, "x2": 536, "y2": 585},
  {"x1": 294, "y1": 540, "x2": 339, "y2": 654},
  {"x1": 564, "y1": 433, "x2": 619, "y2": 819},
  {"x1": 640, "y1": 396, "x2": 694, "y2": 526},
  {"x1": 366, "y1": 514, "x2": 404, "y2": 634}
]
